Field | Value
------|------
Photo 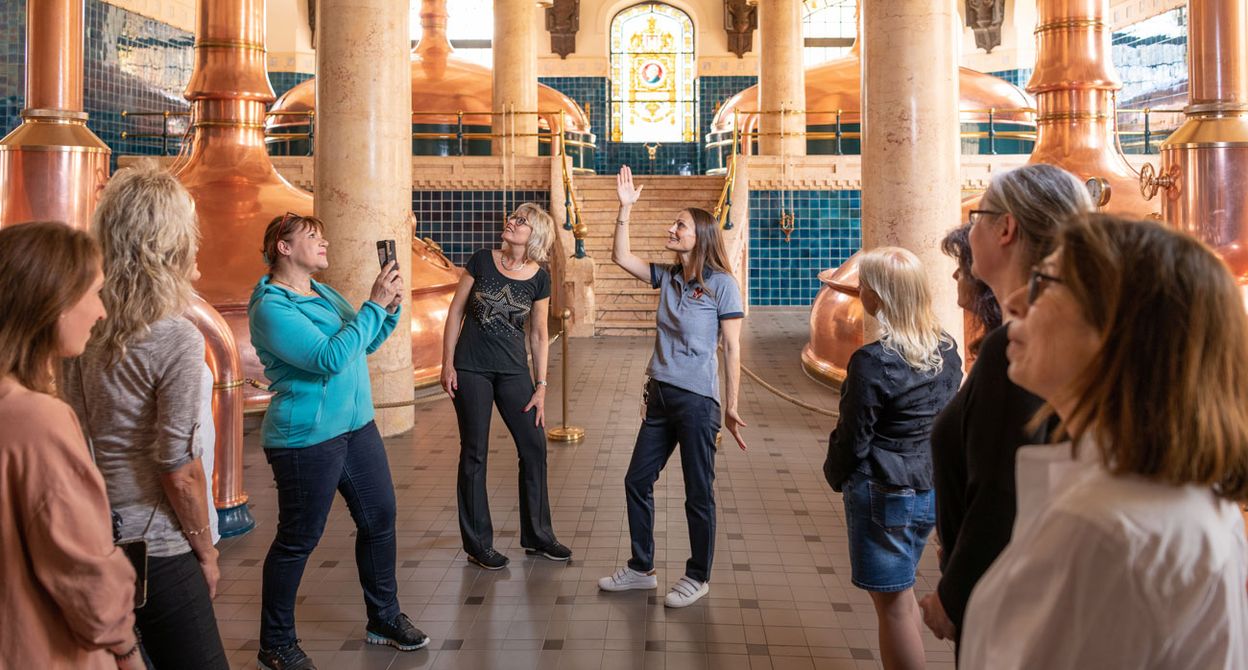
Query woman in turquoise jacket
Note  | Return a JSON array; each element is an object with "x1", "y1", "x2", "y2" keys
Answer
[{"x1": 248, "y1": 212, "x2": 429, "y2": 670}]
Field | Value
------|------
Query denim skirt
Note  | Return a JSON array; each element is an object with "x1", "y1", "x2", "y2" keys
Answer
[{"x1": 841, "y1": 471, "x2": 935, "y2": 592}]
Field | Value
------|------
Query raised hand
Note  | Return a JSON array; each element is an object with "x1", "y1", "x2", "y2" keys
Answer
[
  {"x1": 616, "y1": 165, "x2": 644, "y2": 207},
  {"x1": 370, "y1": 260, "x2": 402, "y2": 308}
]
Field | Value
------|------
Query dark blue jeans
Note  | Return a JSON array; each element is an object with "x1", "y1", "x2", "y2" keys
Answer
[
  {"x1": 625, "y1": 379, "x2": 720, "y2": 583},
  {"x1": 260, "y1": 421, "x2": 400, "y2": 649}
]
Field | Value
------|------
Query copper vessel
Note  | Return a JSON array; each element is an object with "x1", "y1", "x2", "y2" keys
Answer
[
  {"x1": 184, "y1": 297, "x2": 254, "y2": 536},
  {"x1": 265, "y1": 0, "x2": 591, "y2": 145},
  {"x1": 1025, "y1": 0, "x2": 1154, "y2": 218},
  {"x1": 803, "y1": 0, "x2": 1156, "y2": 387},
  {"x1": 711, "y1": 37, "x2": 1035, "y2": 154},
  {"x1": 0, "y1": 0, "x2": 109, "y2": 230},
  {"x1": 1146, "y1": 0, "x2": 1248, "y2": 289}
]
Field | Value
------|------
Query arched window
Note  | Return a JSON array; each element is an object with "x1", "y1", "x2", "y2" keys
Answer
[
  {"x1": 610, "y1": 2, "x2": 696, "y2": 143},
  {"x1": 802, "y1": 0, "x2": 856, "y2": 66}
]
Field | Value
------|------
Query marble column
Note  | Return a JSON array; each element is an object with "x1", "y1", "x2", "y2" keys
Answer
[
  {"x1": 861, "y1": 0, "x2": 963, "y2": 344},
  {"x1": 314, "y1": 0, "x2": 414, "y2": 435},
  {"x1": 759, "y1": 0, "x2": 806, "y2": 156},
  {"x1": 493, "y1": 0, "x2": 539, "y2": 156}
]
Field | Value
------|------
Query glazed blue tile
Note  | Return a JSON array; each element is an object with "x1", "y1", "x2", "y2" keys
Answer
[
  {"x1": 269, "y1": 71, "x2": 313, "y2": 101},
  {"x1": 747, "y1": 189, "x2": 861, "y2": 306},
  {"x1": 412, "y1": 190, "x2": 551, "y2": 267}
]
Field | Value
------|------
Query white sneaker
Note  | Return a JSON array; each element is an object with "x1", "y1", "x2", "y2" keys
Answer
[
  {"x1": 663, "y1": 576, "x2": 709, "y2": 608},
  {"x1": 597, "y1": 567, "x2": 658, "y2": 592}
]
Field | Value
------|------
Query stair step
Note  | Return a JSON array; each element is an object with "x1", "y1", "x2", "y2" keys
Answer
[{"x1": 595, "y1": 320, "x2": 658, "y2": 337}]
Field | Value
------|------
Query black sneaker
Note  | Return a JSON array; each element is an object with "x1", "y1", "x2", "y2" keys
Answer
[
  {"x1": 467, "y1": 548, "x2": 510, "y2": 570},
  {"x1": 365, "y1": 613, "x2": 430, "y2": 651},
  {"x1": 525, "y1": 541, "x2": 572, "y2": 561},
  {"x1": 257, "y1": 641, "x2": 316, "y2": 670}
]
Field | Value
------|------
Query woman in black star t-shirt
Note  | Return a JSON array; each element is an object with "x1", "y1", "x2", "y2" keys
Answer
[{"x1": 440, "y1": 203, "x2": 571, "y2": 570}]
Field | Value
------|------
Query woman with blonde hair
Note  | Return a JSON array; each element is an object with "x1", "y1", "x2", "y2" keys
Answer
[
  {"x1": 962, "y1": 215, "x2": 1248, "y2": 668},
  {"x1": 0, "y1": 222, "x2": 141, "y2": 669},
  {"x1": 442, "y1": 202, "x2": 570, "y2": 569},
  {"x1": 823, "y1": 247, "x2": 962, "y2": 670},
  {"x1": 61, "y1": 164, "x2": 227, "y2": 669}
]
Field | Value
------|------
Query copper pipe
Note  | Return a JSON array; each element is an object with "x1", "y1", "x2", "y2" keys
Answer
[
  {"x1": 1026, "y1": 0, "x2": 1153, "y2": 217},
  {"x1": 26, "y1": 0, "x2": 82, "y2": 111},
  {"x1": 1150, "y1": 0, "x2": 1248, "y2": 287},
  {"x1": 184, "y1": 297, "x2": 254, "y2": 536},
  {"x1": 0, "y1": 0, "x2": 108, "y2": 231}
]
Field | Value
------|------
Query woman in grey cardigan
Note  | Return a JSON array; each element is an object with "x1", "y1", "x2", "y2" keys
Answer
[{"x1": 62, "y1": 164, "x2": 227, "y2": 670}]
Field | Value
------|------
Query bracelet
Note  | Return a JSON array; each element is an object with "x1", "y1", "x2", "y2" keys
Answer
[
  {"x1": 534, "y1": 380, "x2": 548, "y2": 387},
  {"x1": 183, "y1": 523, "x2": 211, "y2": 537},
  {"x1": 616, "y1": 219, "x2": 628, "y2": 225}
]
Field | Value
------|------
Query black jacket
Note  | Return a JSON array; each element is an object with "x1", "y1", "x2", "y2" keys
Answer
[
  {"x1": 823, "y1": 336, "x2": 962, "y2": 491},
  {"x1": 930, "y1": 325, "x2": 1054, "y2": 637}
]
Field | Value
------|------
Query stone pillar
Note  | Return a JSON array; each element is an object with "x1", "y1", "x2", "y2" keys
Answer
[
  {"x1": 758, "y1": 0, "x2": 805, "y2": 156},
  {"x1": 493, "y1": 0, "x2": 539, "y2": 156},
  {"x1": 314, "y1": 0, "x2": 414, "y2": 435},
  {"x1": 861, "y1": 0, "x2": 963, "y2": 344}
]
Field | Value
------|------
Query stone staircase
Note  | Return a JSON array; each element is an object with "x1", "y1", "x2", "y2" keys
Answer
[{"x1": 573, "y1": 175, "x2": 726, "y2": 336}]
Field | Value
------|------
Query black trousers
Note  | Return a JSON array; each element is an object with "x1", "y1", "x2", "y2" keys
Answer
[
  {"x1": 452, "y1": 368, "x2": 557, "y2": 555},
  {"x1": 625, "y1": 379, "x2": 720, "y2": 583},
  {"x1": 135, "y1": 550, "x2": 228, "y2": 670}
]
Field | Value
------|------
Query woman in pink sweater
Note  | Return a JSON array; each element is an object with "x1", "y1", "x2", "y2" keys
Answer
[{"x1": 0, "y1": 222, "x2": 141, "y2": 670}]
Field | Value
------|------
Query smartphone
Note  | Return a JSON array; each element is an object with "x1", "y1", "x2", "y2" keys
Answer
[{"x1": 376, "y1": 239, "x2": 398, "y2": 271}]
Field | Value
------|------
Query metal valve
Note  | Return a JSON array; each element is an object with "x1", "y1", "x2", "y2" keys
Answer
[{"x1": 1139, "y1": 162, "x2": 1175, "y2": 200}]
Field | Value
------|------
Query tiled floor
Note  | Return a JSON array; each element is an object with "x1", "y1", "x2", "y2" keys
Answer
[{"x1": 214, "y1": 308, "x2": 956, "y2": 669}]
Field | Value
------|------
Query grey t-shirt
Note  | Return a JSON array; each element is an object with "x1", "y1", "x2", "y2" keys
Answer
[
  {"x1": 647, "y1": 263, "x2": 745, "y2": 403},
  {"x1": 62, "y1": 316, "x2": 206, "y2": 557}
]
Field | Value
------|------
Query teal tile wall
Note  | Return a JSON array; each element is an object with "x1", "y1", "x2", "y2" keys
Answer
[
  {"x1": 413, "y1": 190, "x2": 551, "y2": 266},
  {"x1": 539, "y1": 76, "x2": 607, "y2": 173},
  {"x1": 749, "y1": 190, "x2": 861, "y2": 306},
  {"x1": 269, "y1": 71, "x2": 313, "y2": 102}
]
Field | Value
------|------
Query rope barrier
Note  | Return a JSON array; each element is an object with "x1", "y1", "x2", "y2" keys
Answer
[{"x1": 740, "y1": 363, "x2": 839, "y2": 418}]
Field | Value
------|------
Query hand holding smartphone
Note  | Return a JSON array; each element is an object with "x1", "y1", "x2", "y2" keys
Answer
[
  {"x1": 376, "y1": 239, "x2": 398, "y2": 270},
  {"x1": 371, "y1": 239, "x2": 403, "y2": 311}
]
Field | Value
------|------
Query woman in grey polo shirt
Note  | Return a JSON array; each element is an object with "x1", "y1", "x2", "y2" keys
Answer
[{"x1": 598, "y1": 165, "x2": 748, "y2": 608}]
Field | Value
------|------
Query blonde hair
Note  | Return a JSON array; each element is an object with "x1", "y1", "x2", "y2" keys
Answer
[
  {"x1": 506, "y1": 202, "x2": 555, "y2": 264},
  {"x1": 91, "y1": 163, "x2": 200, "y2": 361},
  {"x1": 858, "y1": 247, "x2": 950, "y2": 375}
]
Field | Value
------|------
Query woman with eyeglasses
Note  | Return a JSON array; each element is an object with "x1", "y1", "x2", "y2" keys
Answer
[
  {"x1": 248, "y1": 212, "x2": 429, "y2": 670},
  {"x1": 961, "y1": 215, "x2": 1248, "y2": 668},
  {"x1": 940, "y1": 224, "x2": 1002, "y2": 364},
  {"x1": 597, "y1": 166, "x2": 747, "y2": 609},
  {"x1": 822, "y1": 247, "x2": 962, "y2": 670},
  {"x1": 919, "y1": 164, "x2": 1094, "y2": 651},
  {"x1": 441, "y1": 203, "x2": 570, "y2": 570}
]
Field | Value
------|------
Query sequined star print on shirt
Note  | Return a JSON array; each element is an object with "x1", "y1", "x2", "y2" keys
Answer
[{"x1": 453, "y1": 249, "x2": 551, "y2": 374}]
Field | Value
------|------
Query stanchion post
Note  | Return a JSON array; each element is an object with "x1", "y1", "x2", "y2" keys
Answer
[{"x1": 547, "y1": 308, "x2": 585, "y2": 443}]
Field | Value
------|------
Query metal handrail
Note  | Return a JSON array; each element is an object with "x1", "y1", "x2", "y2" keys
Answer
[
  {"x1": 557, "y1": 110, "x2": 588, "y2": 258},
  {"x1": 120, "y1": 108, "x2": 598, "y2": 160}
]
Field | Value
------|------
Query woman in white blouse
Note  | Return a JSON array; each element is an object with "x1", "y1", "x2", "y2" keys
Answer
[{"x1": 960, "y1": 214, "x2": 1248, "y2": 669}]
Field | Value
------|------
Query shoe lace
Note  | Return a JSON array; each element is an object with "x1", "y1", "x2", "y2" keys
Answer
[
  {"x1": 611, "y1": 567, "x2": 633, "y2": 584},
  {"x1": 672, "y1": 577, "x2": 700, "y2": 597},
  {"x1": 272, "y1": 640, "x2": 305, "y2": 662},
  {"x1": 391, "y1": 613, "x2": 415, "y2": 633},
  {"x1": 481, "y1": 548, "x2": 501, "y2": 561}
]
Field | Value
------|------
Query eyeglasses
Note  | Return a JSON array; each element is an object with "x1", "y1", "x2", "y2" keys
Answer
[
  {"x1": 968, "y1": 209, "x2": 1003, "y2": 227},
  {"x1": 1028, "y1": 267, "x2": 1064, "y2": 304},
  {"x1": 508, "y1": 214, "x2": 530, "y2": 228}
]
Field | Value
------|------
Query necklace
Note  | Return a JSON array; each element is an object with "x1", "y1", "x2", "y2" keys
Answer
[
  {"x1": 271, "y1": 277, "x2": 315, "y2": 296},
  {"x1": 500, "y1": 253, "x2": 528, "y2": 272}
]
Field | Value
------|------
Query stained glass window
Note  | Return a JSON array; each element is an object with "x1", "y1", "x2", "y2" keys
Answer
[
  {"x1": 802, "y1": 0, "x2": 856, "y2": 66},
  {"x1": 610, "y1": 3, "x2": 696, "y2": 143}
]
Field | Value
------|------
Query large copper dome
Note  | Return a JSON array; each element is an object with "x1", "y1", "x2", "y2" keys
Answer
[
  {"x1": 266, "y1": 3, "x2": 592, "y2": 159},
  {"x1": 707, "y1": 47, "x2": 1034, "y2": 163}
]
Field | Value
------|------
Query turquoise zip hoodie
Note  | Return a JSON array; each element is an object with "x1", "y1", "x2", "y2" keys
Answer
[{"x1": 248, "y1": 276, "x2": 400, "y2": 449}]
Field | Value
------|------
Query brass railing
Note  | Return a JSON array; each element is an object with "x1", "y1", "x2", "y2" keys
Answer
[
  {"x1": 120, "y1": 108, "x2": 597, "y2": 168},
  {"x1": 711, "y1": 110, "x2": 741, "y2": 230},
  {"x1": 556, "y1": 111, "x2": 589, "y2": 258},
  {"x1": 703, "y1": 106, "x2": 1185, "y2": 171}
]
